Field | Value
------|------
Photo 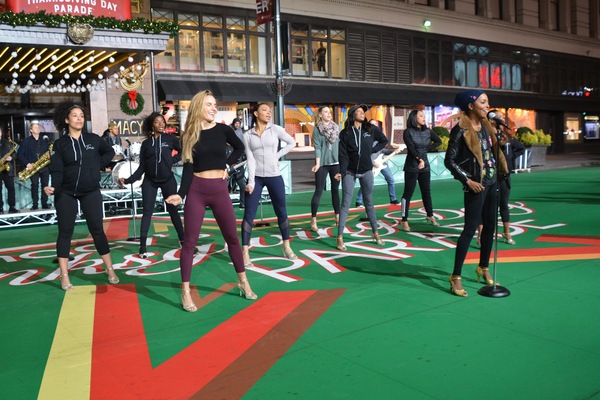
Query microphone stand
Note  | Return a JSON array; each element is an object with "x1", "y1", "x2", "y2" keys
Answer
[
  {"x1": 478, "y1": 123, "x2": 510, "y2": 298},
  {"x1": 125, "y1": 140, "x2": 139, "y2": 241},
  {"x1": 254, "y1": 192, "x2": 271, "y2": 227}
]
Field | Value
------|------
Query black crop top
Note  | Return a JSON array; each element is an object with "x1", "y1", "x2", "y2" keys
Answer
[{"x1": 178, "y1": 123, "x2": 245, "y2": 197}]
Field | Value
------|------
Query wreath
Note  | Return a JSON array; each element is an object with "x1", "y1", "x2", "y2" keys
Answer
[{"x1": 120, "y1": 91, "x2": 145, "y2": 116}]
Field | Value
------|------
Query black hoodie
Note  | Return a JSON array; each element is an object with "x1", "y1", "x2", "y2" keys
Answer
[
  {"x1": 339, "y1": 124, "x2": 387, "y2": 175},
  {"x1": 50, "y1": 133, "x2": 115, "y2": 196},
  {"x1": 125, "y1": 133, "x2": 181, "y2": 184}
]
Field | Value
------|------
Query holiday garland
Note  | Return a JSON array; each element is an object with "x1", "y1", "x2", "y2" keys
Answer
[
  {"x1": 0, "y1": 11, "x2": 180, "y2": 37},
  {"x1": 120, "y1": 91, "x2": 145, "y2": 116}
]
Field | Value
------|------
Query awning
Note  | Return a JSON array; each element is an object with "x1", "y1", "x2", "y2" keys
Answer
[
  {"x1": 0, "y1": 24, "x2": 170, "y2": 92},
  {"x1": 157, "y1": 77, "x2": 274, "y2": 102}
]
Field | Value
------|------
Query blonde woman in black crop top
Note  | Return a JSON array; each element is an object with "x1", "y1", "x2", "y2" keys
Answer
[{"x1": 166, "y1": 90, "x2": 257, "y2": 312}]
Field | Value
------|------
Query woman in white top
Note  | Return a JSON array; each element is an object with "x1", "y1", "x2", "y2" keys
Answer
[{"x1": 242, "y1": 103, "x2": 297, "y2": 266}]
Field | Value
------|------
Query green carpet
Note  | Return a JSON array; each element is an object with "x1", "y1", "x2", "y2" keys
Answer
[{"x1": 1, "y1": 166, "x2": 599, "y2": 400}]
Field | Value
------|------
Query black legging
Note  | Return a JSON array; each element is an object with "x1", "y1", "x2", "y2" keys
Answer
[
  {"x1": 310, "y1": 164, "x2": 340, "y2": 217},
  {"x1": 401, "y1": 170, "x2": 433, "y2": 221},
  {"x1": 231, "y1": 168, "x2": 246, "y2": 206},
  {"x1": 55, "y1": 189, "x2": 110, "y2": 258},
  {"x1": 139, "y1": 176, "x2": 184, "y2": 245},
  {"x1": 453, "y1": 183, "x2": 497, "y2": 276},
  {"x1": 499, "y1": 177, "x2": 510, "y2": 223}
]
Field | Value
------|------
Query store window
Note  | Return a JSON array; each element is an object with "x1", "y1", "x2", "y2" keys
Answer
[
  {"x1": 564, "y1": 114, "x2": 581, "y2": 141},
  {"x1": 152, "y1": 9, "x2": 176, "y2": 70},
  {"x1": 203, "y1": 15, "x2": 224, "y2": 72},
  {"x1": 178, "y1": 13, "x2": 200, "y2": 71}
]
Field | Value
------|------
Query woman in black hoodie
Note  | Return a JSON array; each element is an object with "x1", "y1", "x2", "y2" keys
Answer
[
  {"x1": 44, "y1": 102, "x2": 119, "y2": 290},
  {"x1": 334, "y1": 104, "x2": 387, "y2": 251},
  {"x1": 119, "y1": 112, "x2": 185, "y2": 258}
]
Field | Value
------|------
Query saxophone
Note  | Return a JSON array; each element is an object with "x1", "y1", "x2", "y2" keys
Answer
[
  {"x1": 19, "y1": 144, "x2": 53, "y2": 182},
  {"x1": 0, "y1": 140, "x2": 18, "y2": 173}
]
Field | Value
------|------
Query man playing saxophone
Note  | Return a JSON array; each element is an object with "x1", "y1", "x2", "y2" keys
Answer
[
  {"x1": 17, "y1": 121, "x2": 51, "y2": 210},
  {"x1": 0, "y1": 125, "x2": 19, "y2": 214}
]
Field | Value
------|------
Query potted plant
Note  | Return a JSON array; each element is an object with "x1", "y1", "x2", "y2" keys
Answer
[
  {"x1": 516, "y1": 127, "x2": 552, "y2": 167},
  {"x1": 432, "y1": 126, "x2": 449, "y2": 151}
]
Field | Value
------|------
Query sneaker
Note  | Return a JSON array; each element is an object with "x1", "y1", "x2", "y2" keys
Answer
[
  {"x1": 42, "y1": 204, "x2": 51, "y2": 209},
  {"x1": 390, "y1": 199, "x2": 400, "y2": 205},
  {"x1": 8, "y1": 208, "x2": 19, "y2": 213},
  {"x1": 32, "y1": 205, "x2": 39, "y2": 210},
  {"x1": 355, "y1": 202, "x2": 364, "y2": 208},
  {"x1": 239, "y1": 203, "x2": 245, "y2": 209}
]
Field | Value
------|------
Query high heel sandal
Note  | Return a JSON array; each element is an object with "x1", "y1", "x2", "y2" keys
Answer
[
  {"x1": 282, "y1": 244, "x2": 298, "y2": 260},
  {"x1": 106, "y1": 267, "x2": 119, "y2": 284},
  {"x1": 425, "y1": 216, "x2": 439, "y2": 226},
  {"x1": 237, "y1": 278, "x2": 258, "y2": 300},
  {"x1": 475, "y1": 235, "x2": 481, "y2": 248},
  {"x1": 242, "y1": 249, "x2": 253, "y2": 267},
  {"x1": 181, "y1": 289, "x2": 198, "y2": 312},
  {"x1": 336, "y1": 236, "x2": 347, "y2": 251},
  {"x1": 476, "y1": 266, "x2": 499, "y2": 286},
  {"x1": 449, "y1": 275, "x2": 468, "y2": 297},
  {"x1": 372, "y1": 232, "x2": 384, "y2": 246},
  {"x1": 59, "y1": 273, "x2": 74, "y2": 291},
  {"x1": 310, "y1": 220, "x2": 319, "y2": 232},
  {"x1": 502, "y1": 234, "x2": 516, "y2": 245},
  {"x1": 400, "y1": 221, "x2": 411, "y2": 232}
]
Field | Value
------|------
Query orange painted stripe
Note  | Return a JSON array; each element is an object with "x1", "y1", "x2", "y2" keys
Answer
[{"x1": 90, "y1": 285, "x2": 317, "y2": 399}]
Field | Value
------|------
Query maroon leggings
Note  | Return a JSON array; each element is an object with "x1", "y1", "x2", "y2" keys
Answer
[{"x1": 180, "y1": 176, "x2": 244, "y2": 283}]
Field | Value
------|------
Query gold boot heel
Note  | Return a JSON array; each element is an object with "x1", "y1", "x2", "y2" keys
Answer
[
  {"x1": 449, "y1": 275, "x2": 468, "y2": 297},
  {"x1": 476, "y1": 266, "x2": 499, "y2": 286}
]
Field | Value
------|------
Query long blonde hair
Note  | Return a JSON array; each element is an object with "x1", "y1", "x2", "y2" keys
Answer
[{"x1": 181, "y1": 89, "x2": 213, "y2": 163}]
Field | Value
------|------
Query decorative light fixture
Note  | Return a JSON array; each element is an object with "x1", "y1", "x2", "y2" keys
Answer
[{"x1": 423, "y1": 19, "x2": 432, "y2": 29}]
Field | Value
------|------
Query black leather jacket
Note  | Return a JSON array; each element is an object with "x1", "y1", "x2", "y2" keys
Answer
[{"x1": 444, "y1": 114, "x2": 507, "y2": 189}]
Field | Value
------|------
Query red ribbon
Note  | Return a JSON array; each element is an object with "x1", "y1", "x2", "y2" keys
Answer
[{"x1": 128, "y1": 90, "x2": 138, "y2": 109}]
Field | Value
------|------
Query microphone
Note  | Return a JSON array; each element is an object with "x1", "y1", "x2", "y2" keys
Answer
[
  {"x1": 43, "y1": 135, "x2": 49, "y2": 141},
  {"x1": 487, "y1": 112, "x2": 510, "y2": 130}
]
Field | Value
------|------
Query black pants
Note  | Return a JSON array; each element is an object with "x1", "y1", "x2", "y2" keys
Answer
[
  {"x1": 0, "y1": 172, "x2": 16, "y2": 210},
  {"x1": 55, "y1": 189, "x2": 110, "y2": 258},
  {"x1": 310, "y1": 164, "x2": 340, "y2": 217},
  {"x1": 453, "y1": 183, "x2": 497, "y2": 276},
  {"x1": 139, "y1": 176, "x2": 184, "y2": 246},
  {"x1": 231, "y1": 168, "x2": 246, "y2": 206},
  {"x1": 401, "y1": 170, "x2": 433, "y2": 221},
  {"x1": 499, "y1": 177, "x2": 511, "y2": 223},
  {"x1": 30, "y1": 167, "x2": 50, "y2": 207}
]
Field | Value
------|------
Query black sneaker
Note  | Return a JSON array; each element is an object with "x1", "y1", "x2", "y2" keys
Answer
[
  {"x1": 355, "y1": 202, "x2": 364, "y2": 208},
  {"x1": 8, "y1": 208, "x2": 19, "y2": 213},
  {"x1": 32, "y1": 205, "x2": 39, "y2": 210},
  {"x1": 42, "y1": 204, "x2": 51, "y2": 209},
  {"x1": 390, "y1": 199, "x2": 400, "y2": 205}
]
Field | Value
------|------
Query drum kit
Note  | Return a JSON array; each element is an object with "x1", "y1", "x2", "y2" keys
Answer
[{"x1": 106, "y1": 141, "x2": 144, "y2": 189}]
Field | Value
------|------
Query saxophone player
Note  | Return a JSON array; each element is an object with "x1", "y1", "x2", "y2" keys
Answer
[
  {"x1": 0, "y1": 125, "x2": 19, "y2": 214},
  {"x1": 17, "y1": 121, "x2": 50, "y2": 210}
]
